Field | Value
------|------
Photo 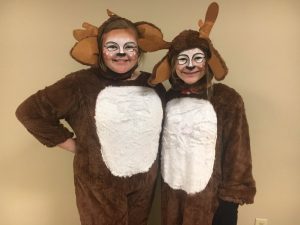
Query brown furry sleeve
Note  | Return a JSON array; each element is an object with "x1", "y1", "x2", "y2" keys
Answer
[
  {"x1": 15, "y1": 73, "x2": 80, "y2": 147},
  {"x1": 218, "y1": 91, "x2": 256, "y2": 204}
]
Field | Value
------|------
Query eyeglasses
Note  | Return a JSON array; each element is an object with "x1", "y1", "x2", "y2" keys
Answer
[
  {"x1": 177, "y1": 53, "x2": 206, "y2": 65},
  {"x1": 103, "y1": 42, "x2": 138, "y2": 53}
]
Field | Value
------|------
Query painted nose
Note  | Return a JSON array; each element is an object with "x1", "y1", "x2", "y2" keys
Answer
[
  {"x1": 116, "y1": 53, "x2": 126, "y2": 57},
  {"x1": 186, "y1": 66, "x2": 196, "y2": 71}
]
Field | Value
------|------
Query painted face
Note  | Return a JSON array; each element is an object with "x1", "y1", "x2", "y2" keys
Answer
[
  {"x1": 102, "y1": 28, "x2": 139, "y2": 74},
  {"x1": 175, "y1": 48, "x2": 206, "y2": 85}
]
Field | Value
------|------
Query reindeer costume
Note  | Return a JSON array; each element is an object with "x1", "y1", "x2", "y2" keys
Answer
[
  {"x1": 142, "y1": 3, "x2": 256, "y2": 225},
  {"x1": 16, "y1": 10, "x2": 167, "y2": 225}
]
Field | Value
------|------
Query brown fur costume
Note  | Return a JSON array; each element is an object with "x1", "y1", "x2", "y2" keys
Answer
[
  {"x1": 16, "y1": 10, "x2": 166, "y2": 225},
  {"x1": 141, "y1": 2, "x2": 256, "y2": 225}
]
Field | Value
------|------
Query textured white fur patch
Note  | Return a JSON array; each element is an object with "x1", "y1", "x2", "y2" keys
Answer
[
  {"x1": 161, "y1": 97, "x2": 217, "y2": 194},
  {"x1": 95, "y1": 86, "x2": 163, "y2": 177}
]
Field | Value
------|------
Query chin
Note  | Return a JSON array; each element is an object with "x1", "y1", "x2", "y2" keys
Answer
[
  {"x1": 183, "y1": 78, "x2": 199, "y2": 85},
  {"x1": 110, "y1": 66, "x2": 134, "y2": 74}
]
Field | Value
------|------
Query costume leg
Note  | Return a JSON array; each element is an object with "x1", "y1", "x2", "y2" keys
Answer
[
  {"x1": 127, "y1": 163, "x2": 159, "y2": 225},
  {"x1": 126, "y1": 179, "x2": 156, "y2": 225},
  {"x1": 161, "y1": 178, "x2": 218, "y2": 225},
  {"x1": 74, "y1": 175, "x2": 128, "y2": 225},
  {"x1": 161, "y1": 182, "x2": 185, "y2": 225},
  {"x1": 182, "y1": 193, "x2": 217, "y2": 225}
]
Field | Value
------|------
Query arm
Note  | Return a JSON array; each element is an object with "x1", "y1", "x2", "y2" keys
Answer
[
  {"x1": 16, "y1": 73, "x2": 79, "y2": 149},
  {"x1": 218, "y1": 93, "x2": 256, "y2": 204}
]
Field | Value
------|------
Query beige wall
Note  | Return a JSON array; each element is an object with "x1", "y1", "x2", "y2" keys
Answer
[{"x1": 1, "y1": 0, "x2": 299, "y2": 224}]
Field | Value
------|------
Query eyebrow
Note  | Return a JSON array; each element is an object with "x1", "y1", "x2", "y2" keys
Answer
[
  {"x1": 104, "y1": 41, "x2": 137, "y2": 45},
  {"x1": 177, "y1": 54, "x2": 189, "y2": 58},
  {"x1": 124, "y1": 41, "x2": 137, "y2": 45},
  {"x1": 178, "y1": 52, "x2": 205, "y2": 58},
  {"x1": 104, "y1": 41, "x2": 118, "y2": 45},
  {"x1": 194, "y1": 52, "x2": 205, "y2": 56}
]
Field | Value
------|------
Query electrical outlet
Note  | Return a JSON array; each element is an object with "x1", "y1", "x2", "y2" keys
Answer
[{"x1": 255, "y1": 218, "x2": 268, "y2": 225}]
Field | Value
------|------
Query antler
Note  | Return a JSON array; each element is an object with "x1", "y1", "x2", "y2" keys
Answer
[
  {"x1": 198, "y1": 2, "x2": 219, "y2": 39},
  {"x1": 107, "y1": 9, "x2": 119, "y2": 17},
  {"x1": 198, "y1": 2, "x2": 228, "y2": 80},
  {"x1": 71, "y1": 22, "x2": 99, "y2": 66},
  {"x1": 73, "y1": 22, "x2": 98, "y2": 41},
  {"x1": 136, "y1": 23, "x2": 171, "y2": 52}
]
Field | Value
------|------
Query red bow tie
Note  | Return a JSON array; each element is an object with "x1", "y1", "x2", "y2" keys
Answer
[{"x1": 181, "y1": 88, "x2": 200, "y2": 95}]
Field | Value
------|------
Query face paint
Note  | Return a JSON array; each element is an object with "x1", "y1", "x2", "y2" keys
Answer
[
  {"x1": 102, "y1": 28, "x2": 139, "y2": 74},
  {"x1": 175, "y1": 48, "x2": 206, "y2": 85}
]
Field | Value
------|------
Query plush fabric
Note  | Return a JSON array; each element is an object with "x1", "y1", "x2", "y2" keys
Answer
[
  {"x1": 16, "y1": 68, "x2": 165, "y2": 225},
  {"x1": 161, "y1": 83, "x2": 256, "y2": 225},
  {"x1": 147, "y1": 3, "x2": 256, "y2": 224},
  {"x1": 71, "y1": 12, "x2": 168, "y2": 67},
  {"x1": 95, "y1": 86, "x2": 163, "y2": 177},
  {"x1": 162, "y1": 97, "x2": 217, "y2": 194},
  {"x1": 148, "y1": 2, "x2": 228, "y2": 86}
]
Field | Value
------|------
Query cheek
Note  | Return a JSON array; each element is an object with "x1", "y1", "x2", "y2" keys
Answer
[
  {"x1": 197, "y1": 65, "x2": 206, "y2": 72},
  {"x1": 127, "y1": 51, "x2": 138, "y2": 60},
  {"x1": 175, "y1": 64, "x2": 185, "y2": 74},
  {"x1": 102, "y1": 49, "x2": 114, "y2": 59}
]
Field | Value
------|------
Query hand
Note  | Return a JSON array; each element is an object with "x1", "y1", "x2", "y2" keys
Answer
[{"x1": 57, "y1": 138, "x2": 76, "y2": 153}]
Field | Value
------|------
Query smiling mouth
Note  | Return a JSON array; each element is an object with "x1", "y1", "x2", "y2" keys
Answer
[
  {"x1": 113, "y1": 59, "x2": 129, "y2": 63},
  {"x1": 182, "y1": 71, "x2": 200, "y2": 75}
]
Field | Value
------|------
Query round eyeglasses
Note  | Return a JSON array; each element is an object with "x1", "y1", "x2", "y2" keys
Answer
[
  {"x1": 177, "y1": 53, "x2": 206, "y2": 65},
  {"x1": 104, "y1": 42, "x2": 138, "y2": 53}
]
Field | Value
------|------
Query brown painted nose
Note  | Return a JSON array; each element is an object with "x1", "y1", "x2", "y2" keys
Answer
[
  {"x1": 116, "y1": 53, "x2": 126, "y2": 57},
  {"x1": 186, "y1": 66, "x2": 196, "y2": 71}
]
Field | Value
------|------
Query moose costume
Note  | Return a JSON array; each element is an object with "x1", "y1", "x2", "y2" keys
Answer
[
  {"x1": 16, "y1": 10, "x2": 166, "y2": 225},
  {"x1": 144, "y1": 2, "x2": 256, "y2": 225}
]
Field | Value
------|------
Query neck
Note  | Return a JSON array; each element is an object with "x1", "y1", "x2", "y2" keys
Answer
[{"x1": 180, "y1": 81, "x2": 213, "y2": 94}]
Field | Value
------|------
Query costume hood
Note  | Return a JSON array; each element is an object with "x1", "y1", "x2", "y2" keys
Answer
[
  {"x1": 141, "y1": 2, "x2": 228, "y2": 85},
  {"x1": 70, "y1": 9, "x2": 169, "y2": 67}
]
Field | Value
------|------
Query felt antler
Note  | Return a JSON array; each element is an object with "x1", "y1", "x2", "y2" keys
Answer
[
  {"x1": 73, "y1": 22, "x2": 98, "y2": 41},
  {"x1": 149, "y1": 2, "x2": 228, "y2": 85},
  {"x1": 107, "y1": 9, "x2": 118, "y2": 17},
  {"x1": 137, "y1": 23, "x2": 171, "y2": 52},
  {"x1": 199, "y1": 2, "x2": 228, "y2": 80},
  {"x1": 136, "y1": 23, "x2": 171, "y2": 85},
  {"x1": 70, "y1": 22, "x2": 99, "y2": 66},
  {"x1": 70, "y1": 9, "x2": 169, "y2": 68},
  {"x1": 70, "y1": 9, "x2": 121, "y2": 66},
  {"x1": 198, "y1": 2, "x2": 219, "y2": 38}
]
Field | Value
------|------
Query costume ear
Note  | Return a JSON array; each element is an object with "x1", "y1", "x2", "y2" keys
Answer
[
  {"x1": 136, "y1": 22, "x2": 171, "y2": 52},
  {"x1": 199, "y1": 2, "x2": 228, "y2": 80},
  {"x1": 70, "y1": 37, "x2": 99, "y2": 66},
  {"x1": 208, "y1": 44, "x2": 228, "y2": 80},
  {"x1": 70, "y1": 22, "x2": 99, "y2": 66},
  {"x1": 73, "y1": 22, "x2": 98, "y2": 41},
  {"x1": 148, "y1": 54, "x2": 171, "y2": 85}
]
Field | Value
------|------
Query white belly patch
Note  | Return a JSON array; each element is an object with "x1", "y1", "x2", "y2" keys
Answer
[
  {"x1": 95, "y1": 86, "x2": 163, "y2": 177},
  {"x1": 161, "y1": 97, "x2": 217, "y2": 194}
]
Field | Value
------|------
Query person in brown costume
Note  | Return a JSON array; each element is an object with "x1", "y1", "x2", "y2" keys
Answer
[
  {"x1": 15, "y1": 10, "x2": 167, "y2": 225},
  {"x1": 145, "y1": 2, "x2": 256, "y2": 225}
]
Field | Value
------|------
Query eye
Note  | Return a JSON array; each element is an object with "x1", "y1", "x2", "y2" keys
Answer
[
  {"x1": 124, "y1": 43, "x2": 138, "y2": 52},
  {"x1": 193, "y1": 53, "x2": 205, "y2": 63},
  {"x1": 104, "y1": 43, "x2": 119, "y2": 52},
  {"x1": 177, "y1": 56, "x2": 188, "y2": 65}
]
